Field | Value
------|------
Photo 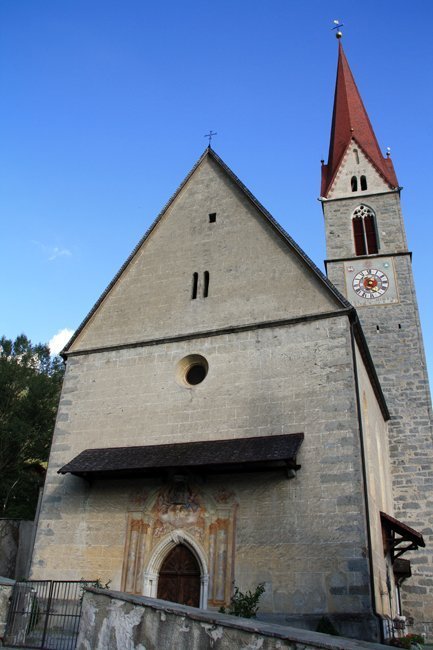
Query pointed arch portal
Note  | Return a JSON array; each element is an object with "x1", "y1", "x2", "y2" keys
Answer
[
  {"x1": 140, "y1": 530, "x2": 210, "y2": 608},
  {"x1": 157, "y1": 543, "x2": 201, "y2": 607}
]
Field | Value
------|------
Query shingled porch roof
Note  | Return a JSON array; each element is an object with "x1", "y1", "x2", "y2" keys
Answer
[
  {"x1": 58, "y1": 433, "x2": 304, "y2": 480},
  {"x1": 380, "y1": 511, "x2": 425, "y2": 562}
]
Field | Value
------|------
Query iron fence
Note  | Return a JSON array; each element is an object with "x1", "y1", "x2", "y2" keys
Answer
[{"x1": 5, "y1": 580, "x2": 94, "y2": 650}]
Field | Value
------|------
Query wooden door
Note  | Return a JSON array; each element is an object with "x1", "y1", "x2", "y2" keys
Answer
[{"x1": 157, "y1": 544, "x2": 201, "y2": 607}]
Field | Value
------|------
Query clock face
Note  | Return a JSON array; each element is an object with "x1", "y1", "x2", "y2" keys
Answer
[
  {"x1": 344, "y1": 258, "x2": 398, "y2": 307},
  {"x1": 352, "y1": 269, "x2": 389, "y2": 299}
]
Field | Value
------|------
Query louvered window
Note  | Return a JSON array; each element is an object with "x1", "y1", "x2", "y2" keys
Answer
[{"x1": 364, "y1": 214, "x2": 378, "y2": 254}]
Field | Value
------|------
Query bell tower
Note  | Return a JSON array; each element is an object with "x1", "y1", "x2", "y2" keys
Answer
[{"x1": 321, "y1": 38, "x2": 433, "y2": 635}]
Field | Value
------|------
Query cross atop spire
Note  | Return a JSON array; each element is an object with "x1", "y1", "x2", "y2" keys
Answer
[{"x1": 321, "y1": 42, "x2": 398, "y2": 197}]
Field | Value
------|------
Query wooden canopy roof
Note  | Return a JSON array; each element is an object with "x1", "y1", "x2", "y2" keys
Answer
[{"x1": 58, "y1": 433, "x2": 304, "y2": 480}]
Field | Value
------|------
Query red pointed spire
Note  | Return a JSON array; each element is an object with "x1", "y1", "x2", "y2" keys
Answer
[{"x1": 321, "y1": 42, "x2": 398, "y2": 197}]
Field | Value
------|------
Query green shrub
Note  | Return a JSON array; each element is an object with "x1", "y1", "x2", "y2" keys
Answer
[{"x1": 219, "y1": 583, "x2": 265, "y2": 618}]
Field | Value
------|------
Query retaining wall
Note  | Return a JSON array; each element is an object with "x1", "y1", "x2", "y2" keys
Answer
[{"x1": 77, "y1": 588, "x2": 390, "y2": 650}]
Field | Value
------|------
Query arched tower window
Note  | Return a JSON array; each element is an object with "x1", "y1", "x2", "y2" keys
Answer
[
  {"x1": 351, "y1": 176, "x2": 358, "y2": 192},
  {"x1": 360, "y1": 175, "x2": 367, "y2": 191},
  {"x1": 352, "y1": 205, "x2": 378, "y2": 256},
  {"x1": 353, "y1": 149, "x2": 360, "y2": 164}
]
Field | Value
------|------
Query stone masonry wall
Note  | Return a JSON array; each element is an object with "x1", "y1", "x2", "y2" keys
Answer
[
  {"x1": 323, "y1": 191, "x2": 408, "y2": 262},
  {"x1": 0, "y1": 577, "x2": 15, "y2": 639},
  {"x1": 0, "y1": 520, "x2": 34, "y2": 580},
  {"x1": 324, "y1": 190, "x2": 433, "y2": 635}
]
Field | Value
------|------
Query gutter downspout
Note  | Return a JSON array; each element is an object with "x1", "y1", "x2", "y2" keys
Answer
[{"x1": 349, "y1": 317, "x2": 385, "y2": 643}]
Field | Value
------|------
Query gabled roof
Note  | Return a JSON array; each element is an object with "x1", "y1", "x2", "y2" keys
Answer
[
  {"x1": 321, "y1": 42, "x2": 399, "y2": 197},
  {"x1": 63, "y1": 147, "x2": 351, "y2": 354}
]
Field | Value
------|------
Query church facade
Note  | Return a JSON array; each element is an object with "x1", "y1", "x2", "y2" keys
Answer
[{"x1": 30, "y1": 41, "x2": 432, "y2": 642}]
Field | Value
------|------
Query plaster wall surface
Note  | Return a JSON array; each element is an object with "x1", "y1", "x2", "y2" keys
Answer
[
  {"x1": 32, "y1": 316, "x2": 378, "y2": 621},
  {"x1": 71, "y1": 155, "x2": 340, "y2": 353},
  {"x1": 354, "y1": 344, "x2": 394, "y2": 619},
  {"x1": 325, "y1": 142, "x2": 391, "y2": 202}
]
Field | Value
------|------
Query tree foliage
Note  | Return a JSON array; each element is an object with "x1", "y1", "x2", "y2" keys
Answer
[{"x1": 0, "y1": 334, "x2": 64, "y2": 519}]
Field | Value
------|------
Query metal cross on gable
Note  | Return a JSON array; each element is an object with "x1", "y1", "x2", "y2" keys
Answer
[{"x1": 204, "y1": 130, "x2": 217, "y2": 146}]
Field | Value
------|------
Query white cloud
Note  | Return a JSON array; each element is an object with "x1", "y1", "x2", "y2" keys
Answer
[
  {"x1": 32, "y1": 241, "x2": 73, "y2": 261},
  {"x1": 48, "y1": 247, "x2": 72, "y2": 261},
  {"x1": 48, "y1": 328, "x2": 74, "y2": 355}
]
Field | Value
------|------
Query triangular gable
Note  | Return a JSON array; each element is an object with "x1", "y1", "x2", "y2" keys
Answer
[
  {"x1": 325, "y1": 138, "x2": 392, "y2": 199},
  {"x1": 65, "y1": 148, "x2": 351, "y2": 354}
]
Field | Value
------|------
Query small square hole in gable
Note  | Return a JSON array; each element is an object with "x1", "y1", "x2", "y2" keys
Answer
[{"x1": 209, "y1": 213, "x2": 216, "y2": 223}]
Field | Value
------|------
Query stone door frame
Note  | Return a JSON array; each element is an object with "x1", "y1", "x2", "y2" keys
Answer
[{"x1": 142, "y1": 529, "x2": 209, "y2": 609}]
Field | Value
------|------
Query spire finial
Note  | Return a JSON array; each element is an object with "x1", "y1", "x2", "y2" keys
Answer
[{"x1": 332, "y1": 19, "x2": 343, "y2": 39}]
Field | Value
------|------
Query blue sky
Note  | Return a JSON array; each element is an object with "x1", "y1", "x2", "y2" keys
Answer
[{"x1": 1, "y1": 1, "x2": 432, "y2": 381}]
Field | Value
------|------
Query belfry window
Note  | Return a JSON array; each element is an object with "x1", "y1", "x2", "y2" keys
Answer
[
  {"x1": 360, "y1": 175, "x2": 368, "y2": 191},
  {"x1": 351, "y1": 176, "x2": 358, "y2": 192},
  {"x1": 352, "y1": 205, "x2": 378, "y2": 256}
]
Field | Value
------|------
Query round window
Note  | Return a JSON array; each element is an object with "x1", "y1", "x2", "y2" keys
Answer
[{"x1": 176, "y1": 354, "x2": 208, "y2": 387}]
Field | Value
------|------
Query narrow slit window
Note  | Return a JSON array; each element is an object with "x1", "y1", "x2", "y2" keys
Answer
[
  {"x1": 353, "y1": 149, "x2": 360, "y2": 164},
  {"x1": 209, "y1": 213, "x2": 216, "y2": 223},
  {"x1": 192, "y1": 272, "x2": 198, "y2": 300},
  {"x1": 203, "y1": 271, "x2": 209, "y2": 298},
  {"x1": 360, "y1": 175, "x2": 367, "y2": 191},
  {"x1": 351, "y1": 176, "x2": 358, "y2": 192}
]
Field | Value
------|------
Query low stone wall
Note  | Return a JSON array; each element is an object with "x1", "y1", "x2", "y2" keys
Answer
[
  {"x1": 77, "y1": 588, "x2": 389, "y2": 650},
  {"x1": 0, "y1": 520, "x2": 34, "y2": 580},
  {"x1": 0, "y1": 577, "x2": 15, "y2": 639}
]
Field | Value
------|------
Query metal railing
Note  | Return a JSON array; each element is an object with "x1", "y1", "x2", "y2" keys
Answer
[{"x1": 5, "y1": 580, "x2": 94, "y2": 650}]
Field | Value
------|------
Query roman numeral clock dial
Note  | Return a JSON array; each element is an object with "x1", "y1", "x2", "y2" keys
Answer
[
  {"x1": 353, "y1": 269, "x2": 388, "y2": 299},
  {"x1": 344, "y1": 259, "x2": 398, "y2": 307}
]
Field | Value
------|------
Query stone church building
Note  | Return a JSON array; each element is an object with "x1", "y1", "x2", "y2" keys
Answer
[{"x1": 31, "y1": 41, "x2": 432, "y2": 642}]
